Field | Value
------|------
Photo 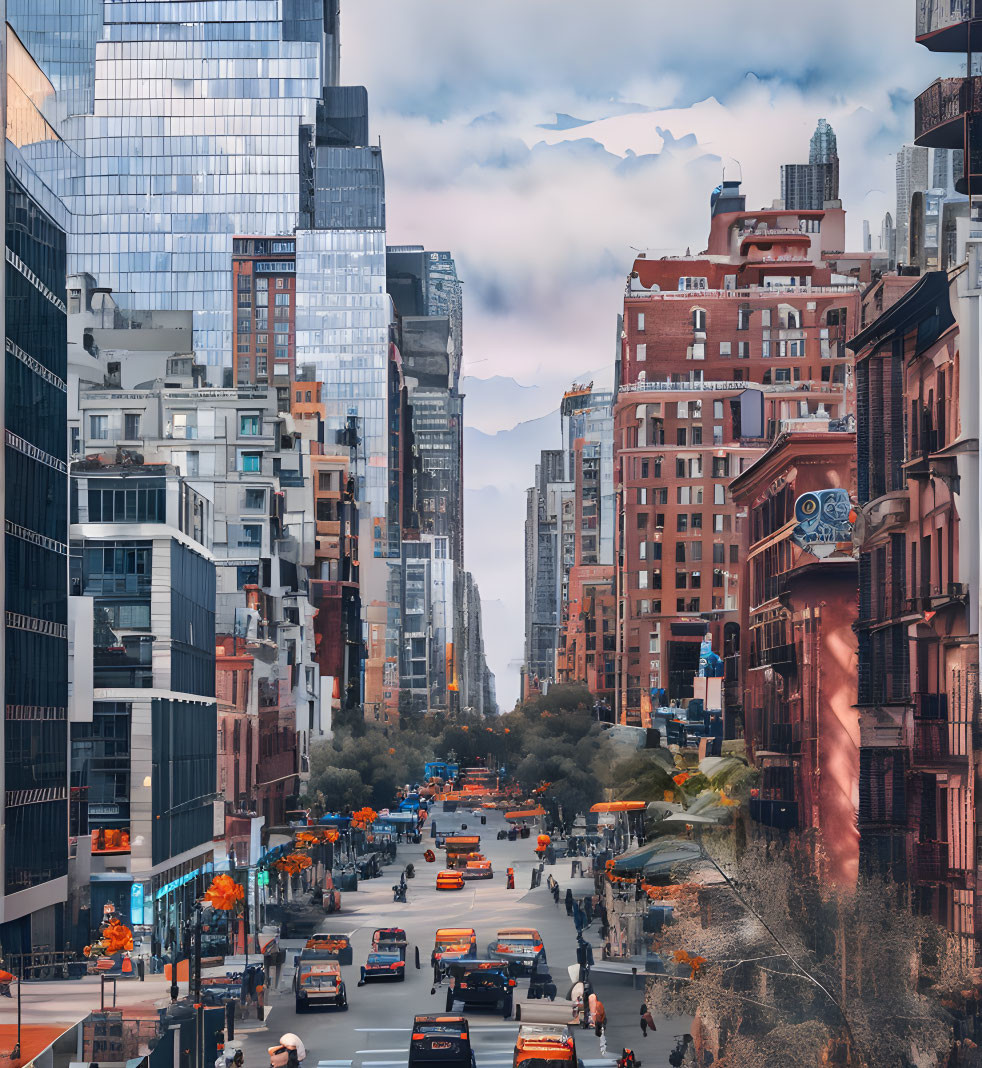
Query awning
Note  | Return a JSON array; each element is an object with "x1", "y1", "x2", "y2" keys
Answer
[
  {"x1": 610, "y1": 839, "x2": 703, "y2": 874},
  {"x1": 505, "y1": 806, "x2": 546, "y2": 820},
  {"x1": 590, "y1": 801, "x2": 646, "y2": 813}
]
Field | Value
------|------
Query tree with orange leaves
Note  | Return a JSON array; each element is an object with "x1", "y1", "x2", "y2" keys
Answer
[
  {"x1": 350, "y1": 807, "x2": 377, "y2": 830},
  {"x1": 275, "y1": 852, "x2": 313, "y2": 876},
  {"x1": 84, "y1": 917, "x2": 134, "y2": 958},
  {"x1": 203, "y1": 873, "x2": 245, "y2": 912}
]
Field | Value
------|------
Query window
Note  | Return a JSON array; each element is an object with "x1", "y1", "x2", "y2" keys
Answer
[
  {"x1": 676, "y1": 428, "x2": 687, "y2": 446},
  {"x1": 636, "y1": 343, "x2": 646, "y2": 361},
  {"x1": 713, "y1": 401, "x2": 724, "y2": 419},
  {"x1": 641, "y1": 459, "x2": 649, "y2": 479},
  {"x1": 638, "y1": 571, "x2": 649, "y2": 589},
  {"x1": 677, "y1": 486, "x2": 690, "y2": 505},
  {"x1": 238, "y1": 525, "x2": 261, "y2": 547},
  {"x1": 676, "y1": 543, "x2": 686, "y2": 563},
  {"x1": 90, "y1": 415, "x2": 108, "y2": 440},
  {"x1": 650, "y1": 541, "x2": 662, "y2": 561},
  {"x1": 788, "y1": 339, "x2": 804, "y2": 357},
  {"x1": 691, "y1": 571, "x2": 701, "y2": 588},
  {"x1": 236, "y1": 565, "x2": 259, "y2": 588},
  {"x1": 713, "y1": 425, "x2": 723, "y2": 445},
  {"x1": 637, "y1": 488, "x2": 647, "y2": 505},
  {"x1": 712, "y1": 457, "x2": 728, "y2": 477},
  {"x1": 691, "y1": 343, "x2": 705, "y2": 360},
  {"x1": 656, "y1": 488, "x2": 668, "y2": 505},
  {"x1": 637, "y1": 312, "x2": 645, "y2": 330},
  {"x1": 678, "y1": 276, "x2": 708, "y2": 291},
  {"x1": 171, "y1": 411, "x2": 197, "y2": 439},
  {"x1": 713, "y1": 543, "x2": 725, "y2": 564},
  {"x1": 676, "y1": 570, "x2": 688, "y2": 589},
  {"x1": 738, "y1": 341, "x2": 750, "y2": 359},
  {"x1": 124, "y1": 414, "x2": 141, "y2": 439},
  {"x1": 655, "y1": 513, "x2": 665, "y2": 529},
  {"x1": 639, "y1": 600, "x2": 649, "y2": 615},
  {"x1": 256, "y1": 356, "x2": 267, "y2": 377},
  {"x1": 677, "y1": 514, "x2": 688, "y2": 532},
  {"x1": 649, "y1": 633, "x2": 659, "y2": 653},
  {"x1": 719, "y1": 342, "x2": 731, "y2": 357},
  {"x1": 730, "y1": 544, "x2": 740, "y2": 564},
  {"x1": 691, "y1": 425, "x2": 703, "y2": 445},
  {"x1": 240, "y1": 452, "x2": 262, "y2": 473},
  {"x1": 274, "y1": 293, "x2": 291, "y2": 306},
  {"x1": 639, "y1": 541, "x2": 647, "y2": 560},
  {"x1": 71, "y1": 426, "x2": 80, "y2": 455},
  {"x1": 691, "y1": 512, "x2": 703, "y2": 529},
  {"x1": 786, "y1": 309, "x2": 801, "y2": 330},
  {"x1": 240, "y1": 413, "x2": 262, "y2": 437},
  {"x1": 692, "y1": 308, "x2": 707, "y2": 331},
  {"x1": 244, "y1": 488, "x2": 265, "y2": 511},
  {"x1": 651, "y1": 569, "x2": 662, "y2": 589},
  {"x1": 690, "y1": 542, "x2": 702, "y2": 562},
  {"x1": 738, "y1": 305, "x2": 751, "y2": 330},
  {"x1": 636, "y1": 513, "x2": 648, "y2": 530}
]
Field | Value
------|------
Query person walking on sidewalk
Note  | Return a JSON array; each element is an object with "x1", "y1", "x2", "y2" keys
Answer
[
  {"x1": 565, "y1": 888, "x2": 574, "y2": 916},
  {"x1": 639, "y1": 1004, "x2": 656, "y2": 1036}
]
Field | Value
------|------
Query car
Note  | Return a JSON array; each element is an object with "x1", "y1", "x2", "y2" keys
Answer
[
  {"x1": 409, "y1": 1015, "x2": 476, "y2": 1068},
  {"x1": 298, "y1": 933, "x2": 353, "y2": 966},
  {"x1": 436, "y1": 870, "x2": 464, "y2": 891},
  {"x1": 432, "y1": 928, "x2": 477, "y2": 970},
  {"x1": 295, "y1": 960, "x2": 348, "y2": 1012},
  {"x1": 361, "y1": 950, "x2": 406, "y2": 982},
  {"x1": 372, "y1": 927, "x2": 408, "y2": 959},
  {"x1": 461, "y1": 860, "x2": 493, "y2": 881},
  {"x1": 445, "y1": 959, "x2": 516, "y2": 1018},
  {"x1": 512, "y1": 1023, "x2": 577, "y2": 1068},
  {"x1": 486, "y1": 929, "x2": 547, "y2": 975}
]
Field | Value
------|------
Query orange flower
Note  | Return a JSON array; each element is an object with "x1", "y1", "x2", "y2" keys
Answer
[
  {"x1": 325, "y1": 829, "x2": 340, "y2": 843},
  {"x1": 203, "y1": 873, "x2": 245, "y2": 911},
  {"x1": 672, "y1": 772, "x2": 689, "y2": 786},
  {"x1": 295, "y1": 831, "x2": 319, "y2": 847}
]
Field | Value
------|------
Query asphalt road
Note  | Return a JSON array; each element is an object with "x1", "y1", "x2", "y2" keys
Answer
[{"x1": 244, "y1": 810, "x2": 690, "y2": 1068}]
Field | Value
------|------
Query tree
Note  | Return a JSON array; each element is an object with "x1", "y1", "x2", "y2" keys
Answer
[{"x1": 645, "y1": 833, "x2": 977, "y2": 1067}]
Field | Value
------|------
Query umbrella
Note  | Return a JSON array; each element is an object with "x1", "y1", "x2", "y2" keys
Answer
[
  {"x1": 590, "y1": 801, "x2": 646, "y2": 813},
  {"x1": 505, "y1": 806, "x2": 546, "y2": 820},
  {"x1": 611, "y1": 838, "x2": 703, "y2": 874},
  {"x1": 645, "y1": 800, "x2": 683, "y2": 820}
]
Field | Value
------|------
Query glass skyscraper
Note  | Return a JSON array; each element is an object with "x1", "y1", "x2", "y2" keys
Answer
[{"x1": 2, "y1": 26, "x2": 71, "y2": 953}]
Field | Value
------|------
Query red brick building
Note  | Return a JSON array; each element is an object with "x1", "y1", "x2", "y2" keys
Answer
[
  {"x1": 729, "y1": 431, "x2": 860, "y2": 884},
  {"x1": 232, "y1": 236, "x2": 297, "y2": 400},
  {"x1": 850, "y1": 265, "x2": 980, "y2": 955},
  {"x1": 614, "y1": 186, "x2": 862, "y2": 725}
]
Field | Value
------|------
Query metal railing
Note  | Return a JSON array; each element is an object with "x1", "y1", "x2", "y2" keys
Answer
[{"x1": 914, "y1": 76, "x2": 982, "y2": 143}]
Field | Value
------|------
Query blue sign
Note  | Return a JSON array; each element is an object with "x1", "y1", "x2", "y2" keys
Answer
[
  {"x1": 130, "y1": 882, "x2": 145, "y2": 926},
  {"x1": 791, "y1": 489, "x2": 856, "y2": 559}
]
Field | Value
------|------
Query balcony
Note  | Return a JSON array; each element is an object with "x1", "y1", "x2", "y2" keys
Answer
[
  {"x1": 913, "y1": 692, "x2": 949, "y2": 720},
  {"x1": 914, "y1": 76, "x2": 982, "y2": 149},
  {"x1": 915, "y1": 840, "x2": 949, "y2": 883},
  {"x1": 913, "y1": 719, "x2": 951, "y2": 764},
  {"x1": 905, "y1": 582, "x2": 969, "y2": 613},
  {"x1": 748, "y1": 642, "x2": 796, "y2": 673},
  {"x1": 915, "y1": 1, "x2": 982, "y2": 51}
]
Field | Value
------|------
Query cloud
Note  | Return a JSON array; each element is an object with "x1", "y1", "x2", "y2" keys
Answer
[{"x1": 340, "y1": 1, "x2": 956, "y2": 706}]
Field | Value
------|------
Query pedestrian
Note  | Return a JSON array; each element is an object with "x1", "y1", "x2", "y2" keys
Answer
[
  {"x1": 565, "y1": 889, "x2": 574, "y2": 916},
  {"x1": 552, "y1": 882, "x2": 560, "y2": 905},
  {"x1": 639, "y1": 1004, "x2": 656, "y2": 1036}
]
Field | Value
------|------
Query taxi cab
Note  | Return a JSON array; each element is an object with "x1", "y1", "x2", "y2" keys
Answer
[
  {"x1": 432, "y1": 928, "x2": 477, "y2": 969},
  {"x1": 295, "y1": 960, "x2": 348, "y2": 1012},
  {"x1": 462, "y1": 859, "x2": 493, "y2": 881},
  {"x1": 408, "y1": 1015, "x2": 475, "y2": 1068},
  {"x1": 486, "y1": 928, "x2": 547, "y2": 975},
  {"x1": 436, "y1": 869, "x2": 465, "y2": 891},
  {"x1": 512, "y1": 1024, "x2": 577, "y2": 1068}
]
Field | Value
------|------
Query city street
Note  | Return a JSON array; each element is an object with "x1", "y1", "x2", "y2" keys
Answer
[{"x1": 250, "y1": 811, "x2": 689, "y2": 1068}]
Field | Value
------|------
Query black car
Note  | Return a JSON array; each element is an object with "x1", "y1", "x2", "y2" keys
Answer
[
  {"x1": 361, "y1": 950, "x2": 406, "y2": 983},
  {"x1": 409, "y1": 1015, "x2": 476, "y2": 1068},
  {"x1": 445, "y1": 959, "x2": 516, "y2": 1018}
]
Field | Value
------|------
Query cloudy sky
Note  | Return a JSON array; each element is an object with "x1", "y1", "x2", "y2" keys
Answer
[{"x1": 343, "y1": 2, "x2": 954, "y2": 708}]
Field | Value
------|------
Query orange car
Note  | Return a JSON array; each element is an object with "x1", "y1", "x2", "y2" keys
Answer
[
  {"x1": 513, "y1": 1024, "x2": 577, "y2": 1068},
  {"x1": 436, "y1": 870, "x2": 465, "y2": 891},
  {"x1": 462, "y1": 859, "x2": 493, "y2": 881},
  {"x1": 432, "y1": 928, "x2": 477, "y2": 968}
]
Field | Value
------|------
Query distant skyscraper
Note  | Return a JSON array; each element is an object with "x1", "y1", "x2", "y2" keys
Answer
[
  {"x1": 781, "y1": 118, "x2": 840, "y2": 210},
  {"x1": 881, "y1": 211, "x2": 897, "y2": 268},
  {"x1": 932, "y1": 147, "x2": 965, "y2": 195},
  {"x1": 895, "y1": 145, "x2": 929, "y2": 265},
  {"x1": 862, "y1": 219, "x2": 872, "y2": 252}
]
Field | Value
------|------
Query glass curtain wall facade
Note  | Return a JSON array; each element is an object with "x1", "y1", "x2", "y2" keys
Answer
[
  {"x1": 3, "y1": 151, "x2": 70, "y2": 936},
  {"x1": 17, "y1": 0, "x2": 324, "y2": 377}
]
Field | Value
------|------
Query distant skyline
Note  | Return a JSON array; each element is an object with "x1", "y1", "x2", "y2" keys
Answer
[{"x1": 343, "y1": 2, "x2": 955, "y2": 706}]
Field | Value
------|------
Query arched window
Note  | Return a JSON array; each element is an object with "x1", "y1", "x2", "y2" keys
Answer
[{"x1": 691, "y1": 307, "x2": 707, "y2": 332}]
